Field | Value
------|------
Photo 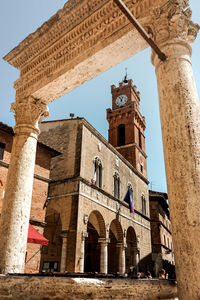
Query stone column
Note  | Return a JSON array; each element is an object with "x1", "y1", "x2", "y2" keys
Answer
[
  {"x1": 117, "y1": 243, "x2": 126, "y2": 275},
  {"x1": 98, "y1": 238, "x2": 110, "y2": 274},
  {"x1": 60, "y1": 231, "x2": 69, "y2": 273},
  {"x1": 0, "y1": 97, "x2": 49, "y2": 274},
  {"x1": 150, "y1": 2, "x2": 200, "y2": 299},
  {"x1": 79, "y1": 231, "x2": 88, "y2": 273},
  {"x1": 135, "y1": 248, "x2": 140, "y2": 273}
]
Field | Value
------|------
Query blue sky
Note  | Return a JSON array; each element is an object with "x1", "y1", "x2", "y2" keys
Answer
[{"x1": 0, "y1": 1, "x2": 200, "y2": 193}]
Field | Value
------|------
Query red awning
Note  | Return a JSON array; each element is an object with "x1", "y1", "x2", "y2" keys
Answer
[{"x1": 27, "y1": 224, "x2": 49, "y2": 246}]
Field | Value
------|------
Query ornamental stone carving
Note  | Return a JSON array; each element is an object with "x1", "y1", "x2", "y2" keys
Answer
[
  {"x1": 149, "y1": 0, "x2": 200, "y2": 46},
  {"x1": 4, "y1": 0, "x2": 161, "y2": 100},
  {"x1": 11, "y1": 97, "x2": 49, "y2": 134}
]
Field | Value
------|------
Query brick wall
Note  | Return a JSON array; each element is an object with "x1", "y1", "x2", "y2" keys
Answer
[{"x1": 0, "y1": 127, "x2": 53, "y2": 273}]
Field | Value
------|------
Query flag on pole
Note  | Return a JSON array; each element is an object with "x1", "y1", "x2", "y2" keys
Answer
[{"x1": 124, "y1": 188, "x2": 134, "y2": 213}]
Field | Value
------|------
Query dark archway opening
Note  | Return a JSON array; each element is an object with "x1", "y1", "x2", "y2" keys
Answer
[
  {"x1": 108, "y1": 230, "x2": 118, "y2": 273},
  {"x1": 126, "y1": 227, "x2": 137, "y2": 273},
  {"x1": 118, "y1": 124, "x2": 125, "y2": 146},
  {"x1": 85, "y1": 222, "x2": 100, "y2": 273},
  {"x1": 108, "y1": 219, "x2": 123, "y2": 274}
]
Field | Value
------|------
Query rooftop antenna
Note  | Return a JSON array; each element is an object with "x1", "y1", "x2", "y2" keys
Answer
[{"x1": 123, "y1": 68, "x2": 128, "y2": 84}]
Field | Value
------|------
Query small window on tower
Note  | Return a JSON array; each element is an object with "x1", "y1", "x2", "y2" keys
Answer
[
  {"x1": 118, "y1": 124, "x2": 125, "y2": 146},
  {"x1": 0, "y1": 142, "x2": 6, "y2": 160},
  {"x1": 141, "y1": 194, "x2": 146, "y2": 215},
  {"x1": 138, "y1": 129, "x2": 142, "y2": 148}
]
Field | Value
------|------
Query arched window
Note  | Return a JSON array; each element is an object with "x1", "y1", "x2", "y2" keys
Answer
[
  {"x1": 113, "y1": 172, "x2": 120, "y2": 199},
  {"x1": 118, "y1": 124, "x2": 125, "y2": 146},
  {"x1": 138, "y1": 128, "x2": 142, "y2": 148},
  {"x1": 92, "y1": 157, "x2": 102, "y2": 188},
  {"x1": 141, "y1": 194, "x2": 146, "y2": 215},
  {"x1": 0, "y1": 142, "x2": 6, "y2": 160}
]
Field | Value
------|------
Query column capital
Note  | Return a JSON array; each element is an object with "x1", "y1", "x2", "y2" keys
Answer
[
  {"x1": 116, "y1": 242, "x2": 127, "y2": 249},
  {"x1": 11, "y1": 96, "x2": 49, "y2": 136},
  {"x1": 98, "y1": 238, "x2": 110, "y2": 245},
  {"x1": 148, "y1": 0, "x2": 199, "y2": 48},
  {"x1": 60, "y1": 230, "x2": 69, "y2": 239},
  {"x1": 82, "y1": 231, "x2": 88, "y2": 240}
]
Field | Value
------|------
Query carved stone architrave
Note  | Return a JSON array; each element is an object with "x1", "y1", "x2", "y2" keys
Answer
[{"x1": 4, "y1": 0, "x2": 163, "y2": 102}]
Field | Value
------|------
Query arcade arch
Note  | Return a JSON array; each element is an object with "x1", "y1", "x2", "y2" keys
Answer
[
  {"x1": 85, "y1": 210, "x2": 106, "y2": 273},
  {"x1": 108, "y1": 219, "x2": 123, "y2": 274},
  {"x1": 125, "y1": 226, "x2": 138, "y2": 273},
  {"x1": 40, "y1": 209, "x2": 62, "y2": 272}
]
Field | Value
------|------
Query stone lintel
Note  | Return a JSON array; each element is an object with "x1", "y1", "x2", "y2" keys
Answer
[{"x1": 3, "y1": 0, "x2": 168, "y2": 103}]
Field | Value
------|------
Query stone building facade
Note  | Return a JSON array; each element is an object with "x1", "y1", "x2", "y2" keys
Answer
[
  {"x1": 0, "y1": 122, "x2": 59, "y2": 273},
  {"x1": 39, "y1": 79, "x2": 152, "y2": 274},
  {"x1": 149, "y1": 190, "x2": 175, "y2": 277}
]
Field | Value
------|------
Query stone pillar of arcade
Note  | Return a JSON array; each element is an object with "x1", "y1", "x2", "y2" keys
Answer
[
  {"x1": 98, "y1": 238, "x2": 110, "y2": 274},
  {"x1": 135, "y1": 248, "x2": 140, "y2": 273},
  {"x1": 117, "y1": 243, "x2": 126, "y2": 275},
  {"x1": 0, "y1": 97, "x2": 49, "y2": 273},
  {"x1": 150, "y1": 2, "x2": 200, "y2": 299},
  {"x1": 79, "y1": 231, "x2": 88, "y2": 273},
  {"x1": 60, "y1": 230, "x2": 69, "y2": 273}
]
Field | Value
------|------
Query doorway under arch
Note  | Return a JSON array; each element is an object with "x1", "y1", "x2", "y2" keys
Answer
[
  {"x1": 126, "y1": 226, "x2": 137, "y2": 273},
  {"x1": 108, "y1": 219, "x2": 123, "y2": 274},
  {"x1": 84, "y1": 210, "x2": 106, "y2": 273}
]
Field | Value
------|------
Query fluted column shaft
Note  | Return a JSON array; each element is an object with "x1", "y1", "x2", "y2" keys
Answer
[{"x1": 0, "y1": 97, "x2": 49, "y2": 274}]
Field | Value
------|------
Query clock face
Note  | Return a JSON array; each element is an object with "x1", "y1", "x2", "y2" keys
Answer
[{"x1": 115, "y1": 94, "x2": 128, "y2": 107}]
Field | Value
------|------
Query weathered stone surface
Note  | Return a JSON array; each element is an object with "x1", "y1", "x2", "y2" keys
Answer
[
  {"x1": 3, "y1": 0, "x2": 165, "y2": 102},
  {"x1": 0, "y1": 276, "x2": 177, "y2": 300},
  {"x1": 151, "y1": 1, "x2": 200, "y2": 299},
  {"x1": 0, "y1": 99, "x2": 49, "y2": 274}
]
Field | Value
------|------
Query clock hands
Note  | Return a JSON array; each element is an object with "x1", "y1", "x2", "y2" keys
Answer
[{"x1": 115, "y1": 94, "x2": 128, "y2": 106}]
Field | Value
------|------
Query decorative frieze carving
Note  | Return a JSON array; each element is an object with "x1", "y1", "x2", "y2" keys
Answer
[
  {"x1": 4, "y1": 0, "x2": 158, "y2": 98},
  {"x1": 11, "y1": 96, "x2": 49, "y2": 133},
  {"x1": 149, "y1": 0, "x2": 199, "y2": 46}
]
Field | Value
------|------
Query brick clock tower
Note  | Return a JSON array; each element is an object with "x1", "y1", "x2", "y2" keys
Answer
[{"x1": 107, "y1": 78, "x2": 147, "y2": 178}]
